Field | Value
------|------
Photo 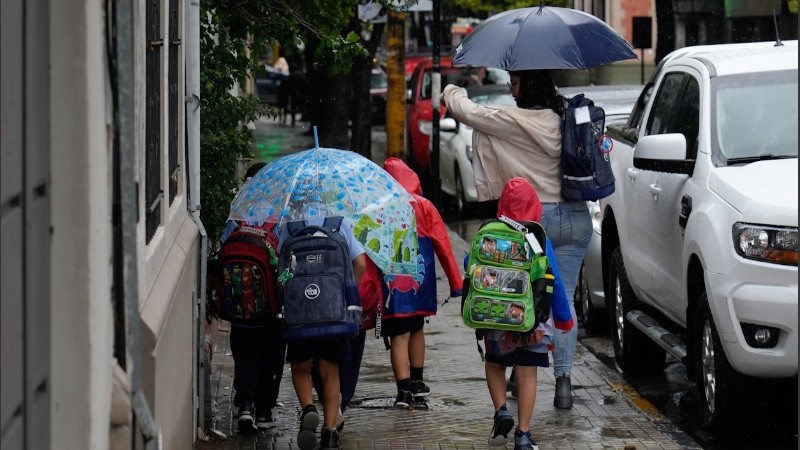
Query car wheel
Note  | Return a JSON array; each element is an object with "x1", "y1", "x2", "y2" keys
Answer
[
  {"x1": 576, "y1": 262, "x2": 606, "y2": 335},
  {"x1": 608, "y1": 247, "x2": 666, "y2": 376},
  {"x1": 455, "y1": 168, "x2": 472, "y2": 218},
  {"x1": 694, "y1": 292, "x2": 740, "y2": 433}
]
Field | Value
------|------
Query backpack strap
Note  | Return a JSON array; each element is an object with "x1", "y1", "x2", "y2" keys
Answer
[
  {"x1": 322, "y1": 215, "x2": 344, "y2": 233},
  {"x1": 286, "y1": 219, "x2": 307, "y2": 236}
]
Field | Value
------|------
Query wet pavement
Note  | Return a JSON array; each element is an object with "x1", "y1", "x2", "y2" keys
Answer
[{"x1": 194, "y1": 116, "x2": 701, "y2": 450}]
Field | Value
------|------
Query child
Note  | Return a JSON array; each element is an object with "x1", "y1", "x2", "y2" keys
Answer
[
  {"x1": 276, "y1": 204, "x2": 367, "y2": 450},
  {"x1": 218, "y1": 162, "x2": 286, "y2": 434},
  {"x1": 472, "y1": 177, "x2": 573, "y2": 450},
  {"x1": 376, "y1": 158, "x2": 463, "y2": 407}
]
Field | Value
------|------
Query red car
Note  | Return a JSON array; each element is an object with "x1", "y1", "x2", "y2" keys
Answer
[{"x1": 406, "y1": 61, "x2": 507, "y2": 174}]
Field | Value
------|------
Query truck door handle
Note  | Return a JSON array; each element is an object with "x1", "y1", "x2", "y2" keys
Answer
[
  {"x1": 679, "y1": 195, "x2": 692, "y2": 228},
  {"x1": 627, "y1": 168, "x2": 638, "y2": 181},
  {"x1": 649, "y1": 184, "x2": 661, "y2": 195}
]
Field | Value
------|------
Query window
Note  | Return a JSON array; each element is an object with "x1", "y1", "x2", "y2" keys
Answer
[
  {"x1": 168, "y1": 0, "x2": 180, "y2": 205},
  {"x1": 674, "y1": 77, "x2": 700, "y2": 158},
  {"x1": 145, "y1": 0, "x2": 162, "y2": 242},
  {"x1": 645, "y1": 72, "x2": 686, "y2": 136}
]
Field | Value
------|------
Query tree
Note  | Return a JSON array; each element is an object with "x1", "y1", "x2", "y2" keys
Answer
[{"x1": 199, "y1": 0, "x2": 368, "y2": 241}]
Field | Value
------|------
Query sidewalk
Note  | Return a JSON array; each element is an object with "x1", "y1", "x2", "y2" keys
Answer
[{"x1": 195, "y1": 116, "x2": 699, "y2": 450}]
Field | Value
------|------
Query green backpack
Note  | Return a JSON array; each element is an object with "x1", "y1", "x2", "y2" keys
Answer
[{"x1": 462, "y1": 216, "x2": 554, "y2": 333}]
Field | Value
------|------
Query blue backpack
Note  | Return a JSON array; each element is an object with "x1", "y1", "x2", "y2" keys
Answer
[
  {"x1": 561, "y1": 94, "x2": 615, "y2": 201},
  {"x1": 276, "y1": 216, "x2": 361, "y2": 342}
]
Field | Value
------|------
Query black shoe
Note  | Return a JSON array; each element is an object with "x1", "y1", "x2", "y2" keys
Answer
[
  {"x1": 255, "y1": 407, "x2": 277, "y2": 430},
  {"x1": 488, "y1": 407, "x2": 514, "y2": 446},
  {"x1": 554, "y1": 374, "x2": 573, "y2": 409},
  {"x1": 237, "y1": 402, "x2": 256, "y2": 435},
  {"x1": 394, "y1": 390, "x2": 413, "y2": 408},
  {"x1": 410, "y1": 380, "x2": 431, "y2": 398},
  {"x1": 297, "y1": 404, "x2": 319, "y2": 450},
  {"x1": 514, "y1": 429, "x2": 538, "y2": 450},
  {"x1": 320, "y1": 427, "x2": 341, "y2": 449},
  {"x1": 489, "y1": 407, "x2": 514, "y2": 447}
]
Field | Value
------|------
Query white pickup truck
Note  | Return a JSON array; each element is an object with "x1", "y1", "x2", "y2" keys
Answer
[{"x1": 599, "y1": 41, "x2": 798, "y2": 432}]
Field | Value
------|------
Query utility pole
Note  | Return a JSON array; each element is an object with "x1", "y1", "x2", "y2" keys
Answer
[
  {"x1": 385, "y1": 10, "x2": 405, "y2": 159},
  {"x1": 429, "y1": 0, "x2": 442, "y2": 208}
]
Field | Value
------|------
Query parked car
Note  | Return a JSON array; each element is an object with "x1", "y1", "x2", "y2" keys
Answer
[
  {"x1": 370, "y1": 67, "x2": 388, "y2": 125},
  {"x1": 404, "y1": 53, "x2": 453, "y2": 81},
  {"x1": 406, "y1": 60, "x2": 510, "y2": 176},
  {"x1": 255, "y1": 64, "x2": 288, "y2": 105},
  {"x1": 600, "y1": 41, "x2": 797, "y2": 433}
]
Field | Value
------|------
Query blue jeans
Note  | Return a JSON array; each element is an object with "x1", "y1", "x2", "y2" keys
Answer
[{"x1": 539, "y1": 201, "x2": 592, "y2": 378}]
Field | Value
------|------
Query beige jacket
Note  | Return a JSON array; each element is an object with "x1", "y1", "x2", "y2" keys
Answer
[{"x1": 442, "y1": 84, "x2": 563, "y2": 203}]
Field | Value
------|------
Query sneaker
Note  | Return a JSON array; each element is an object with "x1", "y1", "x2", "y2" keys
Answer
[
  {"x1": 488, "y1": 407, "x2": 514, "y2": 446},
  {"x1": 514, "y1": 429, "x2": 539, "y2": 450},
  {"x1": 334, "y1": 408, "x2": 345, "y2": 432},
  {"x1": 237, "y1": 402, "x2": 256, "y2": 435},
  {"x1": 554, "y1": 374, "x2": 573, "y2": 409},
  {"x1": 296, "y1": 404, "x2": 319, "y2": 450},
  {"x1": 320, "y1": 427, "x2": 341, "y2": 449},
  {"x1": 255, "y1": 407, "x2": 277, "y2": 430},
  {"x1": 412, "y1": 396, "x2": 429, "y2": 410},
  {"x1": 393, "y1": 390, "x2": 413, "y2": 408},
  {"x1": 410, "y1": 380, "x2": 431, "y2": 398}
]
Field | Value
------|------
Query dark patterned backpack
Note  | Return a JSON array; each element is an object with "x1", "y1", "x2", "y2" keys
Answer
[{"x1": 207, "y1": 223, "x2": 279, "y2": 326}]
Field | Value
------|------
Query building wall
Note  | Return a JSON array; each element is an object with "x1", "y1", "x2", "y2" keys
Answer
[
  {"x1": 140, "y1": 213, "x2": 199, "y2": 450},
  {"x1": 45, "y1": 0, "x2": 200, "y2": 448}
]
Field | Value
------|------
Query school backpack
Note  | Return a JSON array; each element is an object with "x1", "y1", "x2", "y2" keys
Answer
[
  {"x1": 207, "y1": 223, "x2": 279, "y2": 326},
  {"x1": 561, "y1": 94, "x2": 615, "y2": 201},
  {"x1": 276, "y1": 216, "x2": 361, "y2": 342},
  {"x1": 462, "y1": 216, "x2": 555, "y2": 333}
]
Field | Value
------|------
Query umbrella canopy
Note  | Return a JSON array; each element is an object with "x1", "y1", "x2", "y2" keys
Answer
[
  {"x1": 228, "y1": 147, "x2": 419, "y2": 275},
  {"x1": 453, "y1": 6, "x2": 636, "y2": 71}
]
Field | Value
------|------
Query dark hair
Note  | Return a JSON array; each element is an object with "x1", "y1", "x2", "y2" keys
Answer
[
  {"x1": 244, "y1": 161, "x2": 267, "y2": 180},
  {"x1": 509, "y1": 69, "x2": 564, "y2": 117}
]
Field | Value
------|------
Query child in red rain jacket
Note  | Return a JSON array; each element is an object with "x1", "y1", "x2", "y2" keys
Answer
[{"x1": 374, "y1": 157, "x2": 463, "y2": 407}]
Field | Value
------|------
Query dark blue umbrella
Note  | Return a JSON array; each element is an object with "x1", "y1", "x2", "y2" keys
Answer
[{"x1": 452, "y1": 6, "x2": 636, "y2": 71}]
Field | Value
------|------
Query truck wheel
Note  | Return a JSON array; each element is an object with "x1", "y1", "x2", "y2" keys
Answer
[
  {"x1": 576, "y1": 261, "x2": 606, "y2": 335},
  {"x1": 608, "y1": 247, "x2": 666, "y2": 376},
  {"x1": 694, "y1": 293, "x2": 740, "y2": 433}
]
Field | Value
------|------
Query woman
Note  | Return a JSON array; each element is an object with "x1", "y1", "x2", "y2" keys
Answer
[{"x1": 442, "y1": 69, "x2": 592, "y2": 411}]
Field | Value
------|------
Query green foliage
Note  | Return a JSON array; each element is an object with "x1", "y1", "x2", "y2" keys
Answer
[
  {"x1": 198, "y1": 0, "x2": 370, "y2": 241},
  {"x1": 315, "y1": 31, "x2": 370, "y2": 75},
  {"x1": 199, "y1": 4, "x2": 264, "y2": 242}
]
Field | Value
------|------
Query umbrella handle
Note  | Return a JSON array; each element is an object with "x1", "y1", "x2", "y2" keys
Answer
[{"x1": 313, "y1": 126, "x2": 320, "y2": 149}]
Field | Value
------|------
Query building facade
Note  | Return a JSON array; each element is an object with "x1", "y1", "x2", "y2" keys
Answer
[{"x1": 1, "y1": 0, "x2": 205, "y2": 448}]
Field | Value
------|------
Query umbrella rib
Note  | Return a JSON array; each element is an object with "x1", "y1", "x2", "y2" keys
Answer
[{"x1": 510, "y1": 8, "x2": 538, "y2": 71}]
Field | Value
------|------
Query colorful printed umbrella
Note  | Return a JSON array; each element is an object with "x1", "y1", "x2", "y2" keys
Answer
[{"x1": 228, "y1": 147, "x2": 419, "y2": 275}]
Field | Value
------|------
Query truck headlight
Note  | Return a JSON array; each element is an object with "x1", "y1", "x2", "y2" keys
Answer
[{"x1": 733, "y1": 223, "x2": 798, "y2": 265}]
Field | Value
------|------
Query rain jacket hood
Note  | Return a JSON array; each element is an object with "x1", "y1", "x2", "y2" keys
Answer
[
  {"x1": 384, "y1": 157, "x2": 422, "y2": 197},
  {"x1": 497, "y1": 177, "x2": 543, "y2": 223}
]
